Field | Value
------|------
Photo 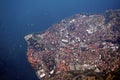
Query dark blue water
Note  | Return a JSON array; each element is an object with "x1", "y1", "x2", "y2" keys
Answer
[{"x1": 0, "y1": 0, "x2": 120, "y2": 80}]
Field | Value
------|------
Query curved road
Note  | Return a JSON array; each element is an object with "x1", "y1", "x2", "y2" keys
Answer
[{"x1": 72, "y1": 75, "x2": 81, "y2": 80}]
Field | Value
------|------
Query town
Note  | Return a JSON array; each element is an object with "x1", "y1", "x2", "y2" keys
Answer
[{"x1": 25, "y1": 10, "x2": 120, "y2": 80}]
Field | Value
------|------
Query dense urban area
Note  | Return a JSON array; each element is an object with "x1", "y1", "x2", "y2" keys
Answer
[{"x1": 25, "y1": 10, "x2": 120, "y2": 80}]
